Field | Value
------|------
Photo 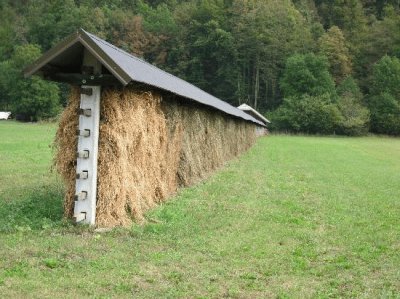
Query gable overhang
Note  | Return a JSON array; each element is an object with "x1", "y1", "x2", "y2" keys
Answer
[{"x1": 24, "y1": 29, "x2": 130, "y2": 85}]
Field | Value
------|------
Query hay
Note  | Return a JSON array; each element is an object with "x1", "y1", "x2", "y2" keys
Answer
[
  {"x1": 54, "y1": 87, "x2": 80, "y2": 218},
  {"x1": 162, "y1": 98, "x2": 256, "y2": 186},
  {"x1": 55, "y1": 87, "x2": 256, "y2": 227}
]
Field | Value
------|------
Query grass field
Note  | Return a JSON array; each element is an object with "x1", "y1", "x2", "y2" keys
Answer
[{"x1": 0, "y1": 121, "x2": 399, "y2": 298}]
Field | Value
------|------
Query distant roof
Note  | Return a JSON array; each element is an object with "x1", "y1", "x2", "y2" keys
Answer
[
  {"x1": 238, "y1": 104, "x2": 270, "y2": 125},
  {"x1": 25, "y1": 29, "x2": 265, "y2": 127}
]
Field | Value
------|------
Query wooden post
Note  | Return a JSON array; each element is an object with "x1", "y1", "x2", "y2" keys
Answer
[{"x1": 73, "y1": 50, "x2": 101, "y2": 225}]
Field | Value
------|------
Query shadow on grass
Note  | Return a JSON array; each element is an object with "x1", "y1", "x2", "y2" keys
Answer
[{"x1": 0, "y1": 182, "x2": 65, "y2": 232}]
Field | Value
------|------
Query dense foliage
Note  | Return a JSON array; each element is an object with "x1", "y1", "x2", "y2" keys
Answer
[
  {"x1": 0, "y1": 0, "x2": 399, "y2": 134},
  {"x1": 368, "y1": 56, "x2": 400, "y2": 135}
]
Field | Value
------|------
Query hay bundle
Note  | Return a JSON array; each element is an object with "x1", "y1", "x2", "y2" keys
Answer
[
  {"x1": 163, "y1": 99, "x2": 256, "y2": 186},
  {"x1": 55, "y1": 87, "x2": 256, "y2": 227}
]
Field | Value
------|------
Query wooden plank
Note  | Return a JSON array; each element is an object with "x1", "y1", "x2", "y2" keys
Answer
[
  {"x1": 73, "y1": 85, "x2": 100, "y2": 225},
  {"x1": 73, "y1": 49, "x2": 101, "y2": 226}
]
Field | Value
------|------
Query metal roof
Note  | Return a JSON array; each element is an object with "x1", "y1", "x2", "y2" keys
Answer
[
  {"x1": 25, "y1": 29, "x2": 265, "y2": 127},
  {"x1": 238, "y1": 104, "x2": 270, "y2": 124}
]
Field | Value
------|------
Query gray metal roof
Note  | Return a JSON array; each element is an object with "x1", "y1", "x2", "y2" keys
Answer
[{"x1": 25, "y1": 29, "x2": 265, "y2": 127}]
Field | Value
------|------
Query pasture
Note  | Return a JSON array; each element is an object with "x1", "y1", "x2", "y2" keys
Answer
[{"x1": 0, "y1": 121, "x2": 399, "y2": 298}]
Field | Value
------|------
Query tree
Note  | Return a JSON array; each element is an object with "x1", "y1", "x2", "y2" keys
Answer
[
  {"x1": 361, "y1": 0, "x2": 400, "y2": 19},
  {"x1": 0, "y1": 44, "x2": 61, "y2": 121},
  {"x1": 370, "y1": 55, "x2": 400, "y2": 98},
  {"x1": 0, "y1": 4, "x2": 17, "y2": 59},
  {"x1": 316, "y1": 0, "x2": 366, "y2": 37},
  {"x1": 166, "y1": 0, "x2": 239, "y2": 103},
  {"x1": 368, "y1": 55, "x2": 400, "y2": 135},
  {"x1": 271, "y1": 93, "x2": 341, "y2": 134},
  {"x1": 25, "y1": 0, "x2": 82, "y2": 51},
  {"x1": 369, "y1": 93, "x2": 400, "y2": 135},
  {"x1": 11, "y1": 77, "x2": 60, "y2": 121},
  {"x1": 337, "y1": 76, "x2": 363, "y2": 100},
  {"x1": 316, "y1": 0, "x2": 367, "y2": 70},
  {"x1": 280, "y1": 53, "x2": 336, "y2": 98},
  {"x1": 271, "y1": 53, "x2": 345, "y2": 135},
  {"x1": 336, "y1": 95, "x2": 370, "y2": 136},
  {"x1": 232, "y1": 0, "x2": 314, "y2": 109},
  {"x1": 354, "y1": 6, "x2": 400, "y2": 90},
  {"x1": 319, "y1": 26, "x2": 352, "y2": 84},
  {"x1": 336, "y1": 77, "x2": 370, "y2": 136}
]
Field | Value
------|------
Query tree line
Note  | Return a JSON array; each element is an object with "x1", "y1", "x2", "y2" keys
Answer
[{"x1": 0, "y1": 0, "x2": 399, "y2": 135}]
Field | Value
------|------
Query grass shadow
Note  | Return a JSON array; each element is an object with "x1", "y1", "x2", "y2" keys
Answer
[{"x1": 0, "y1": 182, "x2": 65, "y2": 232}]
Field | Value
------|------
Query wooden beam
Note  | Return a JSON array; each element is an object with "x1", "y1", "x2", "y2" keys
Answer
[
  {"x1": 73, "y1": 49, "x2": 102, "y2": 226},
  {"x1": 44, "y1": 73, "x2": 121, "y2": 86}
]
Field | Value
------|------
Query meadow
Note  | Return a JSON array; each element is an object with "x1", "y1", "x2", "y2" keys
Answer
[{"x1": 0, "y1": 121, "x2": 399, "y2": 298}]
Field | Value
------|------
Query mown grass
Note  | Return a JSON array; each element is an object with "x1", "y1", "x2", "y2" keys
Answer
[
  {"x1": 0, "y1": 121, "x2": 63, "y2": 231},
  {"x1": 0, "y1": 121, "x2": 399, "y2": 298}
]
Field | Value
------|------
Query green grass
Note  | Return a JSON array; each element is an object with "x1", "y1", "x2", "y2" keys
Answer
[
  {"x1": 0, "y1": 121, "x2": 399, "y2": 298},
  {"x1": 0, "y1": 121, "x2": 63, "y2": 231}
]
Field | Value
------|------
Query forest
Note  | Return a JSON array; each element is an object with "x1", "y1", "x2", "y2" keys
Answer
[{"x1": 0, "y1": 0, "x2": 399, "y2": 135}]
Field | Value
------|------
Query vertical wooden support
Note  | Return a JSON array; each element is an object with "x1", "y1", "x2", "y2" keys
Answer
[{"x1": 73, "y1": 50, "x2": 101, "y2": 225}]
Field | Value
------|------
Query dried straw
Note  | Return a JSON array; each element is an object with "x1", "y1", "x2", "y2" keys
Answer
[{"x1": 54, "y1": 87, "x2": 256, "y2": 227}]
